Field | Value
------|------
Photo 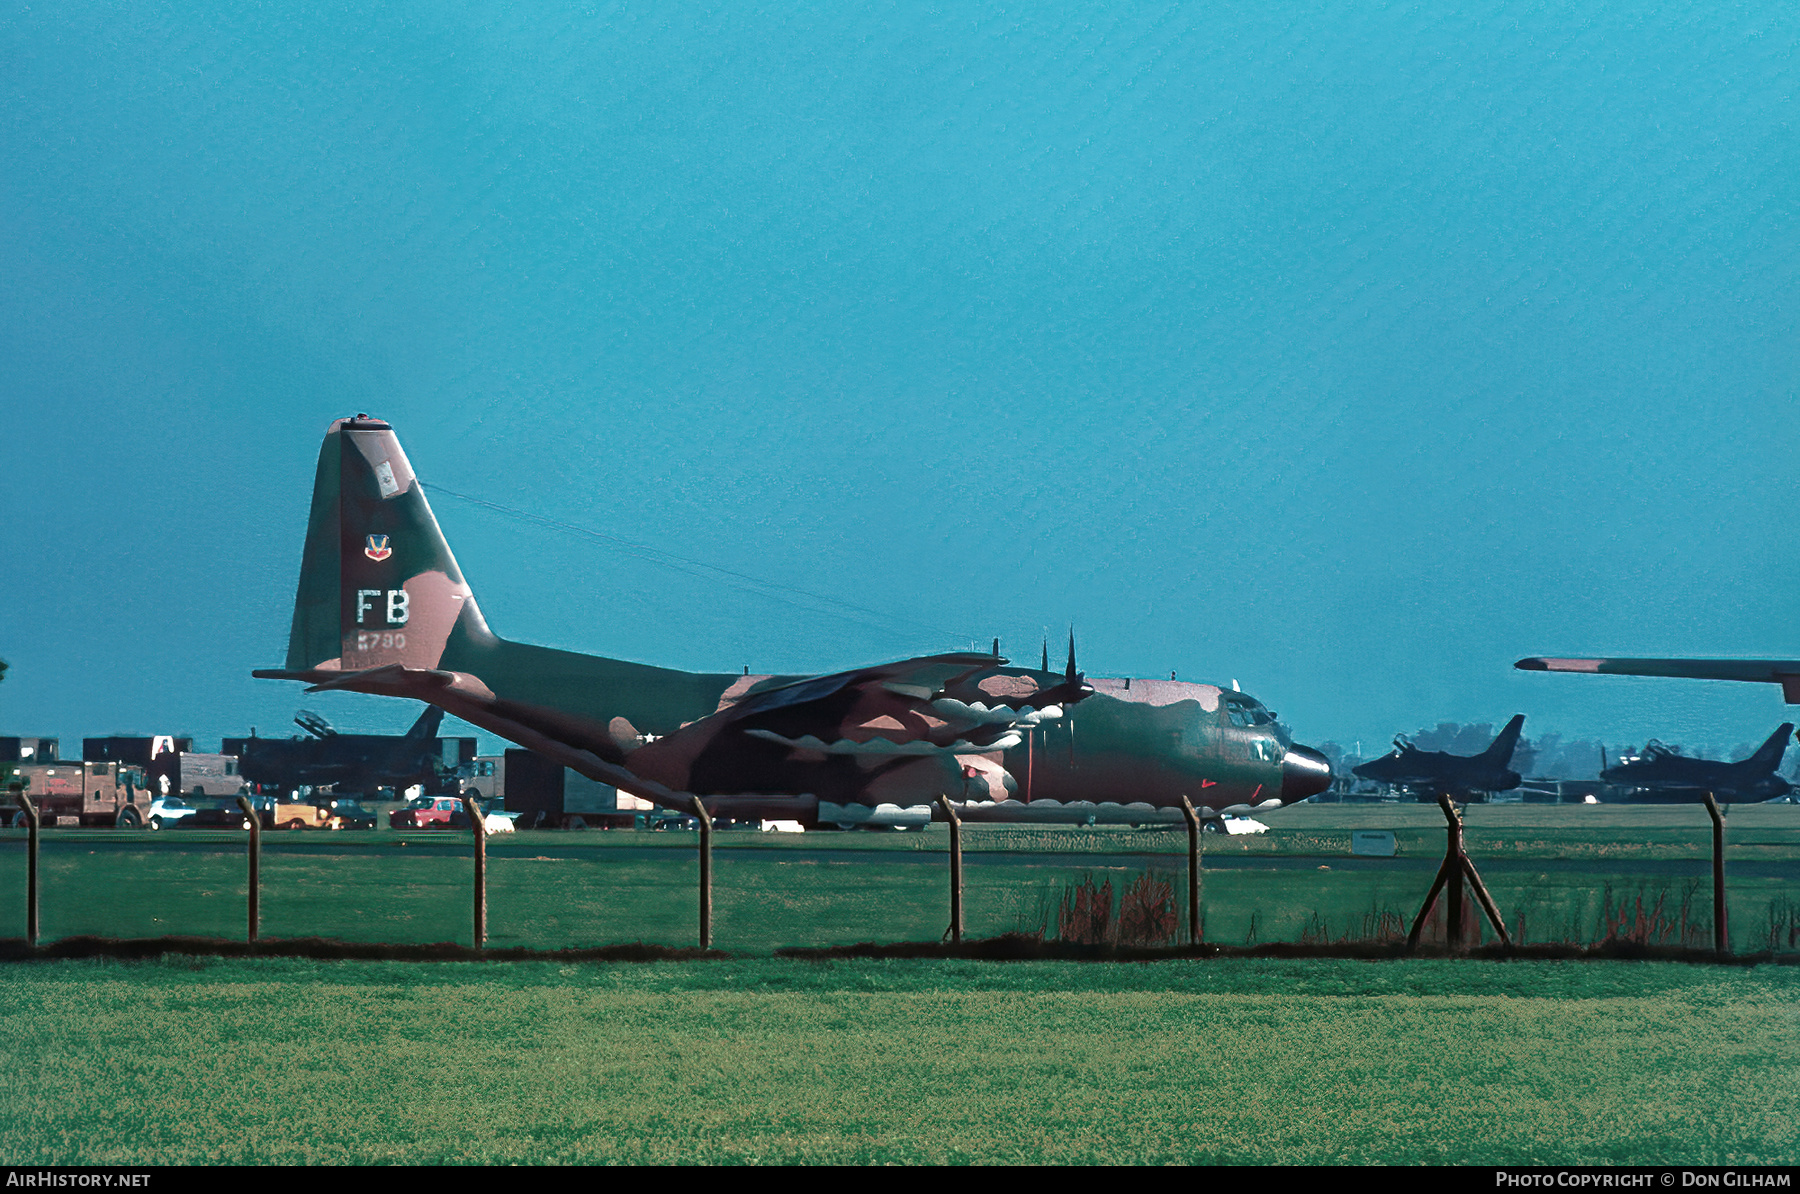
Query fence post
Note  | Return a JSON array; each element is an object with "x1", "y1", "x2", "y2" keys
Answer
[
  {"x1": 1444, "y1": 796, "x2": 1465, "y2": 949},
  {"x1": 462, "y1": 793, "x2": 486, "y2": 949},
  {"x1": 936, "y1": 796, "x2": 962, "y2": 945},
  {"x1": 1703, "y1": 792, "x2": 1729, "y2": 955},
  {"x1": 12, "y1": 787, "x2": 36, "y2": 949},
  {"x1": 235, "y1": 794, "x2": 261, "y2": 945},
  {"x1": 692, "y1": 797, "x2": 712, "y2": 949},
  {"x1": 1178, "y1": 795, "x2": 1202, "y2": 946}
]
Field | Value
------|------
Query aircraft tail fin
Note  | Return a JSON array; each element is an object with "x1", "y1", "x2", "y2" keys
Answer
[
  {"x1": 1481, "y1": 714, "x2": 1527, "y2": 765},
  {"x1": 1746, "y1": 724, "x2": 1795, "y2": 772},
  {"x1": 402, "y1": 705, "x2": 447, "y2": 742},
  {"x1": 279, "y1": 416, "x2": 494, "y2": 675}
]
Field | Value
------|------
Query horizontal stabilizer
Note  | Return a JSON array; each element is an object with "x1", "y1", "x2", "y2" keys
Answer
[{"x1": 1516, "y1": 657, "x2": 1800, "y2": 704}]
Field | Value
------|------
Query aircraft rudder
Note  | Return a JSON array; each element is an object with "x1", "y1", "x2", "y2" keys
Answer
[
  {"x1": 1748, "y1": 723, "x2": 1795, "y2": 771},
  {"x1": 279, "y1": 416, "x2": 492, "y2": 675},
  {"x1": 1483, "y1": 714, "x2": 1527, "y2": 764},
  {"x1": 404, "y1": 704, "x2": 448, "y2": 739}
]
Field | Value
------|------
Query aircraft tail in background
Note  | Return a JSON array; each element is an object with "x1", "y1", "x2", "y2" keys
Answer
[
  {"x1": 1745, "y1": 723, "x2": 1795, "y2": 774},
  {"x1": 402, "y1": 704, "x2": 447, "y2": 742},
  {"x1": 1480, "y1": 714, "x2": 1527, "y2": 766}
]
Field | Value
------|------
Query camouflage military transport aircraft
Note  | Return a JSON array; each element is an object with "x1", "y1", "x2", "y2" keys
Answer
[
  {"x1": 254, "y1": 417, "x2": 1332, "y2": 827},
  {"x1": 1599, "y1": 724, "x2": 1796, "y2": 803},
  {"x1": 1351, "y1": 714, "x2": 1526, "y2": 800}
]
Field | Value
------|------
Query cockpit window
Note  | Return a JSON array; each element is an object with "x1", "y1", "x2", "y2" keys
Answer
[{"x1": 1223, "y1": 699, "x2": 1274, "y2": 728}]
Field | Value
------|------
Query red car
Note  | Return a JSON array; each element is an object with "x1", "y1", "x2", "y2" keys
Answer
[{"x1": 388, "y1": 794, "x2": 469, "y2": 829}]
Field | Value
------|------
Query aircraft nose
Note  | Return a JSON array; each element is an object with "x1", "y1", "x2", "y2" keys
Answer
[{"x1": 1281, "y1": 744, "x2": 1334, "y2": 802}]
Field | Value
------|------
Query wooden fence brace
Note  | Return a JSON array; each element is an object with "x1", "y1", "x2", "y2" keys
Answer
[
  {"x1": 12, "y1": 787, "x2": 37, "y2": 949},
  {"x1": 1407, "y1": 793, "x2": 1511, "y2": 952},
  {"x1": 1703, "y1": 792, "x2": 1729, "y2": 955},
  {"x1": 461, "y1": 792, "x2": 486, "y2": 949},
  {"x1": 1178, "y1": 795, "x2": 1203, "y2": 946},
  {"x1": 235, "y1": 794, "x2": 261, "y2": 944},
  {"x1": 1459, "y1": 853, "x2": 1510, "y2": 949},
  {"x1": 937, "y1": 796, "x2": 962, "y2": 944},
  {"x1": 691, "y1": 796, "x2": 712, "y2": 949}
]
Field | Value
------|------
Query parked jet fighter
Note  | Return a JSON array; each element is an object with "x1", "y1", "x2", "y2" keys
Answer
[
  {"x1": 254, "y1": 417, "x2": 1332, "y2": 827},
  {"x1": 1599, "y1": 724, "x2": 1795, "y2": 803},
  {"x1": 1352, "y1": 715, "x2": 1526, "y2": 800},
  {"x1": 221, "y1": 705, "x2": 465, "y2": 798}
]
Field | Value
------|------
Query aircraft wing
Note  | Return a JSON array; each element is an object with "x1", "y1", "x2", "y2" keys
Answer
[
  {"x1": 628, "y1": 652, "x2": 1080, "y2": 783},
  {"x1": 256, "y1": 652, "x2": 1090, "y2": 820},
  {"x1": 1515, "y1": 657, "x2": 1800, "y2": 703},
  {"x1": 252, "y1": 662, "x2": 695, "y2": 806}
]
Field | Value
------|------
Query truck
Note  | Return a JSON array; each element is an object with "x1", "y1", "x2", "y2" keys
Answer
[
  {"x1": 170, "y1": 752, "x2": 248, "y2": 798},
  {"x1": 2, "y1": 761, "x2": 153, "y2": 828},
  {"x1": 80, "y1": 737, "x2": 245, "y2": 798}
]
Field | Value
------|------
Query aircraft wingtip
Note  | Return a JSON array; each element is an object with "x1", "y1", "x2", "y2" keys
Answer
[{"x1": 1515, "y1": 657, "x2": 1604, "y2": 673}]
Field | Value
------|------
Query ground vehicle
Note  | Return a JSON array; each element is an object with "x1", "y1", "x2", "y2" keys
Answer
[
  {"x1": 465, "y1": 749, "x2": 653, "y2": 829},
  {"x1": 262, "y1": 794, "x2": 379, "y2": 830},
  {"x1": 389, "y1": 794, "x2": 467, "y2": 829},
  {"x1": 172, "y1": 753, "x2": 248, "y2": 798},
  {"x1": 324, "y1": 798, "x2": 377, "y2": 830},
  {"x1": 4, "y1": 761, "x2": 152, "y2": 827},
  {"x1": 269, "y1": 798, "x2": 338, "y2": 830},
  {"x1": 145, "y1": 796, "x2": 198, "y2": 829},
  {"x1": 185, "y1": 799, "x2": 256, "y2": 830},
  {"x1": 389, "y1": 793, "x2": 514, "y2": 832}
]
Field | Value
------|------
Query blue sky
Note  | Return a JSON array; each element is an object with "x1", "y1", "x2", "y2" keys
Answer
[{"x1": 2, "y1": 3, "x2": 1795, "y2": 760}]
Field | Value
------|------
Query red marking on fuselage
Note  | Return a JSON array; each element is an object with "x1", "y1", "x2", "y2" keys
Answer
[{"x1": 1200, "y1": 779, "x2": 1217, "y2": 788}]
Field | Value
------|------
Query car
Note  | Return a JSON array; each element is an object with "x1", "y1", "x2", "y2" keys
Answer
[
  {"x1": 323, "y1": 797, "x2": 378, "y2": 830},
  {"x1": 388, "y1": 794, "x2": 464, "y2": 829},
  {"x1": 186, "y1": 798, "x2": 256, "y2": 830},
  {"x1": 145, "y1": 796, "x2": 198, "y2": 830},
  {"x1": 389, "y1": 794, "x2": 517, "y2": 833}
]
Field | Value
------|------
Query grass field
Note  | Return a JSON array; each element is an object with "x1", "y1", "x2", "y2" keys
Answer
[
  {"x1": 2, "y1": 806, "x2": 1797, "y2": 1165},
  {"x1": 3, "y1": 955, "x2": 1797, "y2": 1164}
]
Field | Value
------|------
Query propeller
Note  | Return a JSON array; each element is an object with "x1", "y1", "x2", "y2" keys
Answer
[
  {"x1": 1029, "y1": 629, "x2": 1093, "y2": 760},
  {"x1": 1062, "y1": 628, "x2": 1077, "y2": 768},
  {"x1": 1037, "y1": 628, "x2": 1090, "y2": 764}
]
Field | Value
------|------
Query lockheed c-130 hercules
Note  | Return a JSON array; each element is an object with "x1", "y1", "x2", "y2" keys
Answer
[{"x1": 254, "y1": 417, "x2": 1332, "y2": 828}]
